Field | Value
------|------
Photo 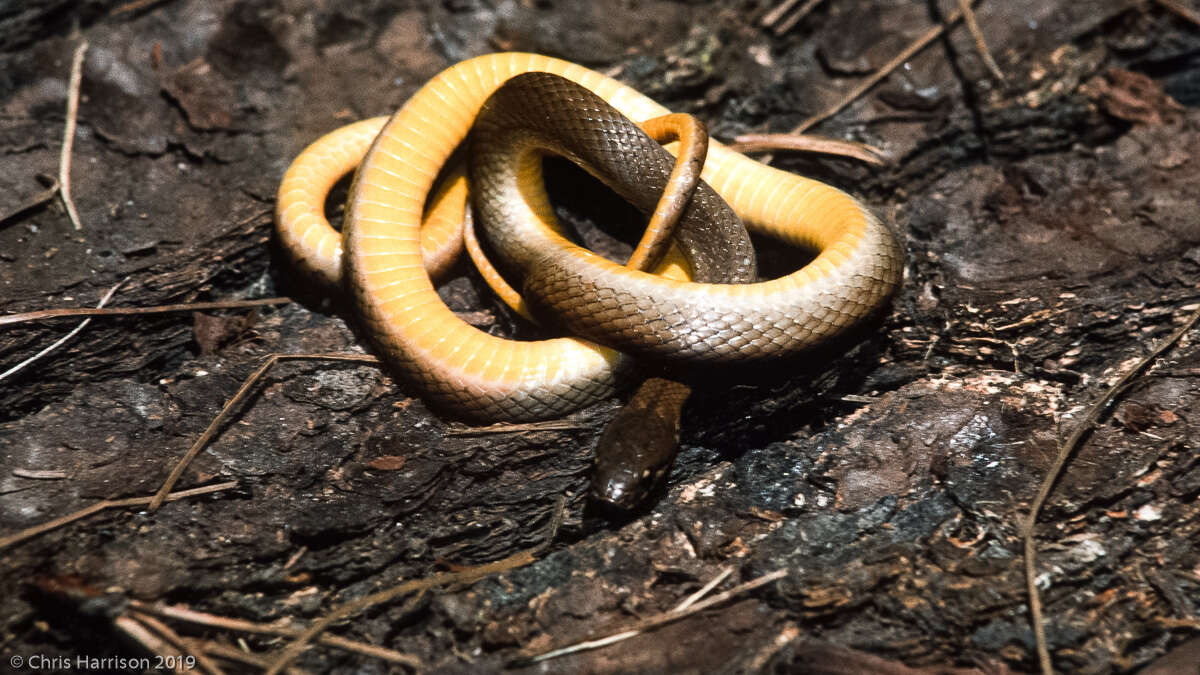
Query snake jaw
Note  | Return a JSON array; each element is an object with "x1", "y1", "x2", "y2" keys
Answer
[
  {"x1": 590, "y1": 403, "x2": 681, "y2": 510},
  {"x1": 590, "y1": 462, "x2": 671, "y2": 511}
]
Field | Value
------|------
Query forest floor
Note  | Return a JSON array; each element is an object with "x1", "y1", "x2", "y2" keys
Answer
[{"x1": 2, "y1": 1, "x2": 1199, "y2": 673}]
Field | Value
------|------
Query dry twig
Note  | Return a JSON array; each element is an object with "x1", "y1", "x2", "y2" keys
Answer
[
  {"x1": 519, "y1": 568, "x2": 788, "y2": 666},
  {"x1": 729, "y1": 133, "x2": 887, "y2": 164},
  {"x1": 760, "y1": 0, "x2": 826, "y2": 34},
  {"x1": 0, "y1": 296, "x2": 291, "y2": 327},
  {"x1": 0, "y1": 297, "x2": 289, "y2": 326},
  {"x1": 261, "y1": 550, "x2": 542, "y2": 674},
  {"x1": 184, "y1": 642, "x2": 309, "y2": 675},
  {"x1": 111, "y1": 0, "x2": 170, "y2": 15},
  {"x1": 790, "y1": 2, "x2": 973, "y2": 134},
  {"x1": 515, "y1": 566, "x2": 736, "y2": 665},
  {"x1": 60, "y1": 41, "x2": 88, "y2": 231},
  {"x1": 675, "y1": 566, "x2": 735, "y2": 611},
  {"x1": 956, "y1": 0, "x2": 1006, "y2": 81},
  {"x1": 128, "y1": 612, "x2": 228, "y2": 675},
  {"x1": 112, "y1": 615, "x2": 193, "y2": 672},
  {"x1": 260, "y1": 497, "x2": 565, "y2": 673},
  {"x1": 11, "y1": 469, "x2": 69, "y2": 480},
  {"x1": 0, "y1": 276, "x2": 126, "y2": 384},
  {"x1": 0, "y1": 175, "x2": 60, "y2": 226},
  {"x1": 0, "y1": 481, "x2": 237, "y2": 551},
  {"x1": 1023, "y1": 303, "x2": 1200, "y2": 675},
  {"x1": 1156, "y1": 0, "x2": 1200, "y2": 27},
  {"x1": 129, "y1": 602, "x2": 420, "y2": 668},
  {"x1": 148, "y1": 353, "x2": 379, "y2": 511}
]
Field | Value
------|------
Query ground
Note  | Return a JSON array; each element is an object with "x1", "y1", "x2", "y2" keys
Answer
[{"x1": 1, "y1": 0, "x2": 1199, "y2": 673}]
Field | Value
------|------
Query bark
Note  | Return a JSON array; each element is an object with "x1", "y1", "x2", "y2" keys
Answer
[{"x1": 1, "y1": 1, "x2": 1198, "y2": 672}]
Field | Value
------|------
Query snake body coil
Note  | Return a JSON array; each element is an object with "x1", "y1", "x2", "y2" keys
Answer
[{"x1": 277, "y1": 52, "x2": 904, "y2": 423}]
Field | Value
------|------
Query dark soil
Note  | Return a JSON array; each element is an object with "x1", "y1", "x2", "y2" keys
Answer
[{"x1": 2, "y1": 1, "x2": 1199, "y2": 673}]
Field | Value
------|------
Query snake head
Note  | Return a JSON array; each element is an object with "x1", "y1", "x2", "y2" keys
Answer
[{"x1": 589, "y1": 405, "x2": 681, "y2": 510}]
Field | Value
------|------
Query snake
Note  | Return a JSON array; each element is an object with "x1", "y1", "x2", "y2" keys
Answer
[{"x1": 276, "y1": 52, "x2": 904, "y2": 506}]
